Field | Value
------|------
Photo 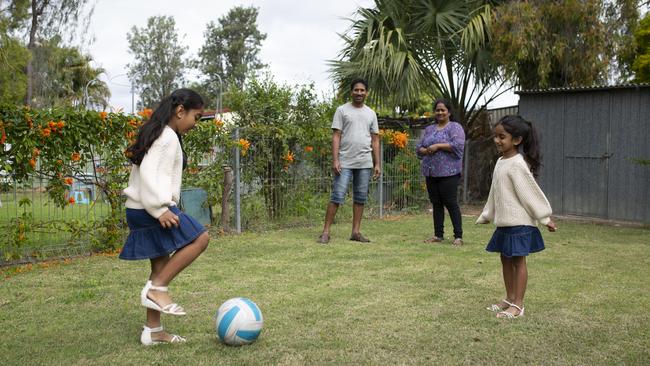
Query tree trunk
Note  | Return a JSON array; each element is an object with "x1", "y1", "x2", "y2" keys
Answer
[{"x1": 25, "y1": 0, "x2": 46, "y2": 106}]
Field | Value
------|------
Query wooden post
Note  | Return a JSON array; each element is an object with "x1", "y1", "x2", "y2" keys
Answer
[{"x1": 221, "y1": 165, "x2": 233, "y2": 232}]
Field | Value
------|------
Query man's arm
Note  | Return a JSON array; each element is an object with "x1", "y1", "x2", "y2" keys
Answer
[
  {"x1": 371, "y1": 133, "x2": 380, "y2": 178},
  {"x1": 332, "y1": 129, "x2": 342, "y2": 175}
]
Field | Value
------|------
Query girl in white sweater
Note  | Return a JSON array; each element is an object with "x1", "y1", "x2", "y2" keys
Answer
[
  {"x1": 120, "y1": 89, "x2": 210, "y2": 344},
  {"x1": 477, "y1": 115, "x2": 556, "y2": 319}
]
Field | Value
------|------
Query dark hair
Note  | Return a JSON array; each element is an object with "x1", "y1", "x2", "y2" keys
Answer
[
  {"x1": 127, "y1": 88, "x2": 204, "y2": 165},
  {"x1": 433, "y1": 98, "x2": 455, "y2": 122},
  {"x1": 496, "y1": 115, "x2": 542, "y2": 178},
  {"x1": 350, "y1": 78, "x2": 369, "y2": 91}
]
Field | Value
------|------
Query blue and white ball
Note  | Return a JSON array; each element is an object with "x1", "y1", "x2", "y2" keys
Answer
[{"x1": 215, "y1": 297, "x2": 264, "y2": 346}]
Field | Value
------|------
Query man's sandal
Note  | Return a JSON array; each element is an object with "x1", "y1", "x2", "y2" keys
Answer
[
  {"x1": 141, "y1": 325, "x2": 186, "y2": 345},
  {"x1": 486, "y1": 299, "x2": 513, "y2": 312},
  {"x1": 350, "y1": 233, "x2": 371, "y2": 243},
  {"x1": 141, "y1": 280, "x2": 186, "y2": 316},
  {"x1": 496, "y1": 303, "x2": 525, "y2": 319}
]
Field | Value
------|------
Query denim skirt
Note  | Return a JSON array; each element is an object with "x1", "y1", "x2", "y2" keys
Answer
[
  {"x1": 485, "y1": 225, "x2": 545, "y2": 257},
  {"x1": 119, "y1": 205, "x2": 206, "y2": 260}
]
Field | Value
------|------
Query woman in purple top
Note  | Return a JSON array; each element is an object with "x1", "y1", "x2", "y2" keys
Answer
[{"x1": 416, "y1": 99, "x2": 466, "y2": 246}]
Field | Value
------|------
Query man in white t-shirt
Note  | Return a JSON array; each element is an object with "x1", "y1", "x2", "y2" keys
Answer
[{"x1": 318, "y1": 78, "x2": 380, "y2": 244}]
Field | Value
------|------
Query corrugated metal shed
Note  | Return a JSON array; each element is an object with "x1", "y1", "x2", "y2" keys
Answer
[{"x1": 516, "y1": 84, "x2": 650, "y2": 223}]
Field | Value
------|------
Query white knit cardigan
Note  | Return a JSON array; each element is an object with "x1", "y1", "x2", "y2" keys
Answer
[
  {"x1": 476, "y1": 153, "x2": 552, "y2": 227},
  {"x1": 123, "y1": 126, "x2": 183, "y2": 218}
]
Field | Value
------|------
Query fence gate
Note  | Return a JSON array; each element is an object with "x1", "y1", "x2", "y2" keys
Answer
[{"x1": 562, "y1": 93, "x2": 612, "y2": 218}]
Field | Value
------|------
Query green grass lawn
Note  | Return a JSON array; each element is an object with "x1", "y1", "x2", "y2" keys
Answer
[{"x1": 1, "y1": 214, "x2": 649, "y2": 365}]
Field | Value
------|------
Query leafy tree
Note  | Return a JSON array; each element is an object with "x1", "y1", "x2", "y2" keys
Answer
[
  {"x1": 330, "y1": 0, "x2": 507, "y2": 134},
  {"x1": 127, "y1": 16, "x2": 187, "y2": 109},
  {"x1": 632, "y1": 12, "x2": 650, "y2": 81},
  {"x1": 226, "y1": 75, "x2": 330, "y2": 219},
  {"x1": 29, "y1": 36, "x2": 109, "y2": 108},
  {"x1": 197, "y1": 5, "x2": 266, "y2": 103},
  {"x1": 0, "y1": 0, "x2": 29, "y2": 31},
  {"x1": 604, "y1": 0, "x2": 642, "y2": 81},
  {"x1": 1, "y1": 0, "x2": 95, "y2": 105},
  {"x1": 0, "y1": 34, "x2": 29, "y2": 104},
  {"x1": 492, "y1": 0, "x2": 641, "y2": 89}
]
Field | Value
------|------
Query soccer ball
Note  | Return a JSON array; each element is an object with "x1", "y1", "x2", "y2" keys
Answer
[{"x1": 215, "y1": 297, "x2": 264, "y2": 346}]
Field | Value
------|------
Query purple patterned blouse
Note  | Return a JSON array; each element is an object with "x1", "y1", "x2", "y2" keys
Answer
[{"x1": 415, "y1": 121, "x2": 465, "y2": 177}]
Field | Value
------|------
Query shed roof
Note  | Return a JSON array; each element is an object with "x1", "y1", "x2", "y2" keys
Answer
[{"x1": 516, "y1": 83, "x2": 650, "y2": 95}]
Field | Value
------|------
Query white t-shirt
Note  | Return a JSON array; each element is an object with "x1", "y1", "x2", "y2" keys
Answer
[{"x1": 331, "y1": 102, "x2": 379, "y2": 169}]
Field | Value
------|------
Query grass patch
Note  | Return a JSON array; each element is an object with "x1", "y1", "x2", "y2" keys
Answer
[{"x1": 1, "y1": 214, "x2": 649, "y2": 365}]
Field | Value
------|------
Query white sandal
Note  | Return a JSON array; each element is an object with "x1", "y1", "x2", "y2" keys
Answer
[
  {"x1": 141, "y1": 281, "x2": 186, "y2": 316},
  {"x1": 496, "y1": 303, "x2": 525, "y2": 319},
  {"x1": 486, "y1": 299, "x2": 513, "y2": 312},
  {"x1": 140, "y1": 325, "x2": 186, "y2": 345}
]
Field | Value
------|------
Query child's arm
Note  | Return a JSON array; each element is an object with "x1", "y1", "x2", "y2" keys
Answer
[
  {"x1": 139, "y1": 133, "x2": 179, "y2": 218},
  {"x1": 476, "y1": 183, "x2": 495, "y2": 224},
  {"x1": 546, "y1": 220, "x2": 557, "y2": 232},
  {"x1": 510, "y1": 161, "x2": 553, "y2": 226}
]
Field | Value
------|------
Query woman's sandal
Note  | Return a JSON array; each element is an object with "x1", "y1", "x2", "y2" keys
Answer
[
  {"x1": 486, "y1": 299, "x2": 513, "y2": 312},
  {"x1": 140, "y1": 325, "x2": 186, "y2": 346},
  {"x1": 496, "y1": 303, "x2": 525, "y2": 319},
  {"x1": 141, "y1": 280, "x2": 186, "y2": 316}
]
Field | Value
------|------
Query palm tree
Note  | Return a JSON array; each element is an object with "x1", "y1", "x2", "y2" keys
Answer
[{"x1": 330, "y1": 0, "x2": 510, "y2": 132}]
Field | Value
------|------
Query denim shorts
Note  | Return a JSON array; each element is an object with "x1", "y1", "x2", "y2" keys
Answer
[{"x1": 330, "y1": 168, "x2": 372, "y2": 205}]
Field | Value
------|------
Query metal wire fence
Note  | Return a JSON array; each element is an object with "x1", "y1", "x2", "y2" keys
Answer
[
  {"x1": 0, "y1": 160, "x2": 116, "y2": 263},
  {"x1": 230, "y1": 128, "x2": 428, "y2": 231},
  {"x1": 0, "y1": 134, "x2": 429, "y2": 263}
]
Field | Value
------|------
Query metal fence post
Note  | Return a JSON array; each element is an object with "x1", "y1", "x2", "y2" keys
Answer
[
  {"x1": 234, "y1": 128, "x2": 242, "y2": 233},
  {"x1": 379, "y1": 139, "x2": 384, "y2": 219}
]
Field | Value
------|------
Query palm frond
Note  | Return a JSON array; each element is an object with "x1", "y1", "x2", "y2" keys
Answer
[
  {"x1": 330, "y1": 0, "x2": 508, "y2": 122},
  {"x1": 330, "y1": 4, "x2": 430, "y2": 110},
  {"x1": 461, "y1": 4, "x2": 492, "y2": 55}
]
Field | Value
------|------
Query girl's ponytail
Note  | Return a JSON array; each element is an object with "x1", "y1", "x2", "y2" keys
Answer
[{"x1": 522, "y1": 120, "x2": 542, "y2": 178}]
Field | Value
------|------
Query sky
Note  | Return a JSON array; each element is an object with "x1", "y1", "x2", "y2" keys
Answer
[{"x1": 86, "y1": 0, "x2": 517, "y2": 113}]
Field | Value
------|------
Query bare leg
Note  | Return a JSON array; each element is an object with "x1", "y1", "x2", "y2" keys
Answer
[
  {"x1": 351, "y1": 202, "x2": 364, "y2": 236},
  {"x1": 499, "y1": 255, "x2": 527, "y2": 317},
  {"x1": 145, "y1": 257, "x2": 177, "y2": 342},
  {"x1": 147, "y1": 232, "x2": 210, "y2": 308},
  {"x1": 500, "y1": 255, "x2": 516, "y2": 307},
  {"x1": 321, "y1": 201, "x2": 339, "y2": 235},
  {"x1": 512, "y1": 256, "x2": 528, "y2": 307}
]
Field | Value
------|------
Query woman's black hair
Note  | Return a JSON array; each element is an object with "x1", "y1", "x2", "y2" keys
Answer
[
  {"x1": 433, "y1": 98, "x2": 455, "y2": 122},
  {"x1": 127, "y1": 88, "x2": 204, "y2": 165},
  {"x1": 496, "y1": 115, "x2": 542, "y2": 178},
  {"x1": 350, "y1": 78, "x2": 369, "y2": 91}
]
